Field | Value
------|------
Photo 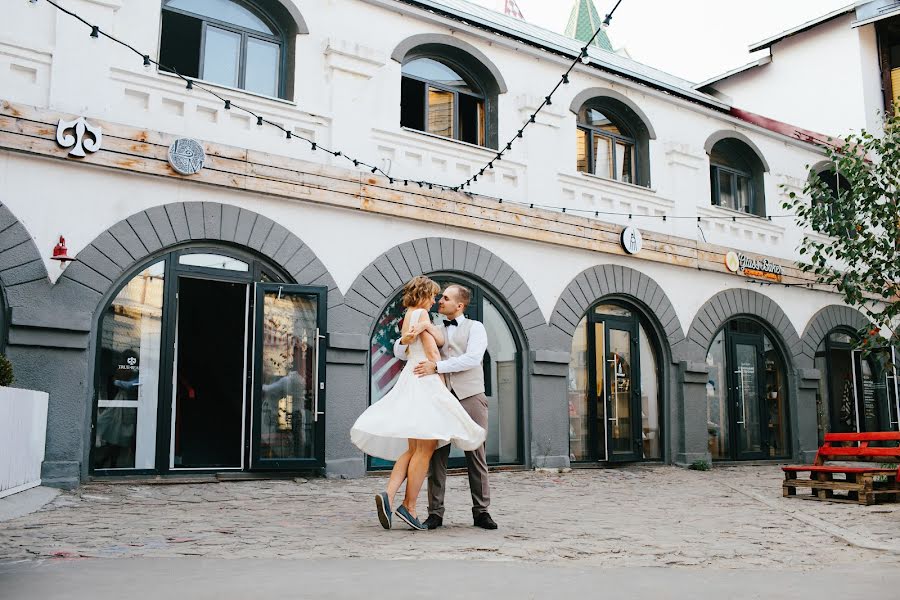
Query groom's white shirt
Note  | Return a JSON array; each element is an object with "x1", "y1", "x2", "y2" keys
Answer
[{"x1": 393, "y1": 314, "x2": 488, "y2": 374}]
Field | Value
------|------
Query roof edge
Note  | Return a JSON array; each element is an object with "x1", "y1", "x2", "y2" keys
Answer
[
  {"x1": 694, "y1": 55, "x2": 772, "y2": 90},
  {"x1": 748, "y1": 4, "x2": 855, "y2": 52}
]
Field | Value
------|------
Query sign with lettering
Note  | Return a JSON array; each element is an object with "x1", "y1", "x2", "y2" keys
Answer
[{"x1": 724, "y1": 251, "x2": 783, "y2": 282}]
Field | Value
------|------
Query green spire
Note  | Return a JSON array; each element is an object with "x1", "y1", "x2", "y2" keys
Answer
[{"x1": 564, "y1": 0, "x2": 614, "y2": 52}]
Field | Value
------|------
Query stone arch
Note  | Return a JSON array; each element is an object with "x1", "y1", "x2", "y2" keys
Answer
[
  {"x1": 569, "y1": 87, "x2": 658, "y2": 140},
  {"x1": 0, "y1": 202, "x2": 48, "y2": 302},
  {"x1": 549, "y1": 264, "x2": 684, "y2": 358},
  {"x1": 704, "y1": 130, "x2": 771, "y2": 173},
  {"x1": 390, "y1": 34, "x2": 508, "y2": 94},
  {"x1": 343, "y1": 237, "x2": 544, "y2": 344},
  {"x1": 800, "y1": 305, "x2": 871, "y2": 367},
  {"x1": 59, "y1": 202, "x2": 343, "y2": 316},
  {"x1": 264, "y1": 0, "x2": 309, "y2": 35},
  {"x1": 685, "y1": 288, "x2": 801, "y2": 363}
]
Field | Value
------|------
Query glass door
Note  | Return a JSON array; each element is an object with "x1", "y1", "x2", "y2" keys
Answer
[
  {"x1": 603, "y1": 318, "x2": 642, "y2": 462},
  {"x1": 728, "y1": 333, "x2": 766, "y2": 460},
  {"x1": 251, "y1": 284, "x2": 327, "y2": 470}
]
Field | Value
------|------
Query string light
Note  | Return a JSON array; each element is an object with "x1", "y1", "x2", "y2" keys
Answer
[{"x1": 37, "y1": 0, "x2": 807, "y2": 226}]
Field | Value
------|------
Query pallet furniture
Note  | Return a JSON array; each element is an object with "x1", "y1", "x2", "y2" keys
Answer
[{"x1": 782, "y1": 432, "x2": 900, "y2": 505}]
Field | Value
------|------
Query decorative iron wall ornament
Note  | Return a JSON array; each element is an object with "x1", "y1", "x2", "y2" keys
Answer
[
  {"x1": 167, "y1": 138, "x2": 206, "y2": 176},
  {"x1": 56, "y1": 117, "x2": 102, "y2": 158}
]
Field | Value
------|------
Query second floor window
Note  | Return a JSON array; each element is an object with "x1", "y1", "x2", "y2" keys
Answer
[
  {"x1": 400, "y1": 57, "x2": 486, "y2": 146},
  {"x1": 160, "y1": 0, "x2": 285, "y2": 98},
  {"x1": 709, "y1": 138, "x2": 765, "y2": 217},
  {"x1": 576, "y1": 107, "x2": 636, "y2": 184}
]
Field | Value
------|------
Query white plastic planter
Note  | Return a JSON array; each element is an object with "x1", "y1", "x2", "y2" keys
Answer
[{"x1": 0, "y1": 387, "x2": 49, "y2": 498}]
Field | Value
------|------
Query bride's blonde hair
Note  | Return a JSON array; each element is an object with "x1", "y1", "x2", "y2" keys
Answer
[{"x1": 402, "y1": 276, "x2": 440, "y2": 309}]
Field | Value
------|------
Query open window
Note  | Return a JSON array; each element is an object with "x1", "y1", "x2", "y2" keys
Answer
[{"x1": 708, "y1": 137, "x2": 767, "y2": 217}]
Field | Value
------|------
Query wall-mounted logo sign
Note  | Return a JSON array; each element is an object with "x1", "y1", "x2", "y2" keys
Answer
[
  {"x1": 621, "y1": 226, "x2": 643, "y2": 255},
  {"x1": 56, "y1": 117, "x2": 102, "y2": 158},
  {"x1": 725, "y1": 251, "x2": 783, "y2": 282},
  {"x1": 168, "y1": 138, "x2": 206, "y2": 175}
]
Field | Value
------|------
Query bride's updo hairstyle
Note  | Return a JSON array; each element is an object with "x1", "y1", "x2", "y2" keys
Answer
[{"x1": 402, "y1": 276, "x2": 440, "y2": 309}]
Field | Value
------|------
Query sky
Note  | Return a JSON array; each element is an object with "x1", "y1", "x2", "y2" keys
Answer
[{"x1": 471, "y1": 0, "x2": 852, "y2": 83}]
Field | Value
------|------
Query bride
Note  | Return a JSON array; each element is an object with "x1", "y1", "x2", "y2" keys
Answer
[{"x1": 350, "y1": 276, "x2": 486, "y2": 530}]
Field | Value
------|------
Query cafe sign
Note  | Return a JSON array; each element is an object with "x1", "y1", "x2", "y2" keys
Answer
[{"x1": 724, "y1": 251, "x2": 783, "y2": 282}]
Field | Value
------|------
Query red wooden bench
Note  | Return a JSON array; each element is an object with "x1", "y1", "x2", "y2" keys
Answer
[{"x1": 782, "y1": 432, "x2": 900, "y2": 505}]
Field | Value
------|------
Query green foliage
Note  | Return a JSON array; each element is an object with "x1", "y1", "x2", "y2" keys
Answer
[
  {"x1": 0, "y1": 354, "x2": 14, "y2": 387},
  {"x1": 783, "y1": 116, "x2": 900, "y2": 350},
  {"x1": 689, "y1": 459, "x2": 710, "y2": 471}
]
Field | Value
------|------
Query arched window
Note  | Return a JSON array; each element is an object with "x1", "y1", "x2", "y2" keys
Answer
[
  {"x1": 706, "y1": 318, "x2": 790, "y2": 460},
  {"x1": 160, "y1": 0, "x2": 293, "y2": 98},
  {"x1": 814, "y1": 329, "x2": 897, "y2": 444},
  {"x1": 574, "y1": 97, "x2": 652, "y2": 187},
  {"x1": 401, "y1": 57, "x2": 487, "y2": 146},
  {"x1": 568, "y1": 301, "x2": 663, "y2": 462},
  {"x1": 708, "y1": 138, "x2": 767, "y2": 217},
  {"x1": 369, "y1": 275, "x2": 523, "y2": 468}
]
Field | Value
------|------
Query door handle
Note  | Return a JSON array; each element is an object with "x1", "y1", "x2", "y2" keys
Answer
[{"x1": 313, "y1": 329, "x2": 325, "y2": 421}]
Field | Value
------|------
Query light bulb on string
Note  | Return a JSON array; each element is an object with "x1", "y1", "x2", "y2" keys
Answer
[{"x1": 143, "y1": 55, "x2": 152, "y2": 70}]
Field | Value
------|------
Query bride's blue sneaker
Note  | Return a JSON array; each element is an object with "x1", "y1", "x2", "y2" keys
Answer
[
  {"x1": 375, "y1": 492, "x2": 392, "y2": 530},
  {"x1": 395, "y1": 505, "x2": 426, "y2": 531}
]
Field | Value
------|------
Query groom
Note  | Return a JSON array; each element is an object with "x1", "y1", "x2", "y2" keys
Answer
[{"x1": 393, "y1": 284, "x2": 497, "y2": 530}]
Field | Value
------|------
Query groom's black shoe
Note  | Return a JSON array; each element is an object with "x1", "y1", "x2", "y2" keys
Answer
[
  {"x1": 423, "y1": 514, "x2": 443, "y2": 530},
  {"x1": 473, "y1": 513, "x2": 498, "y2": 530}
]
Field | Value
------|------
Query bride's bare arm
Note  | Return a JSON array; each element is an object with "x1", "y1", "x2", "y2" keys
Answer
[{"x1": 416, "y1": 312, "x2": 442, "y2": 363}]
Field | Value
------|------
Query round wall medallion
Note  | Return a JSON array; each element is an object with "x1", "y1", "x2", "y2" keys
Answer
[
  {"x1": 724, "y1": 251, "x2": 740, "y2": 273},
  {"x1": 621, "y1": 226, "x2": 643, "y2": 255},
  {"x1": 168, "y1": 138, "x2": 205, "y2": 175}
]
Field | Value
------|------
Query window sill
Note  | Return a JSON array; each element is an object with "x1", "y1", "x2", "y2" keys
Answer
[
  {"x1": 157, "y1": 69, "x2": 297, "y2": 108},
  {"x1": 399, "y1": 126, "x2": 498, "y2": 155},
  {"x1": 576, "y1": 170, "x2": 656, "y2": 194},
  {"x1": 705, "y1": 203, "x2": 771, "y2": 222},
  {"x1": 697, "y1": 205, "x2": 786, "y2": 234}
]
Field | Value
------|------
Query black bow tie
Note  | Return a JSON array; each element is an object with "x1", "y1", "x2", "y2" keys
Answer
[{"x1": 443, "y1": 318, "x2": 459, "y2": 328}]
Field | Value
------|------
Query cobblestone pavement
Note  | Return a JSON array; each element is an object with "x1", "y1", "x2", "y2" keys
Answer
[{"x1": 1, "y1": 465, "x2": 898, "y2": 568}]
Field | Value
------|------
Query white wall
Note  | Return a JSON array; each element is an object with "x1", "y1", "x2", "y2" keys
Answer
[
  {"x1": 0, "y1": 0, "x2": 844, "y2": 337},
  {"x1": 711, "y1": 15, "x2": 880, "y2": 137}
]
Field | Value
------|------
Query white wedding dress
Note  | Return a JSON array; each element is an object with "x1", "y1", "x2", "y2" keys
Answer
[{"x1": 350, "y1": 309, "x2": 487, "y2": 461}]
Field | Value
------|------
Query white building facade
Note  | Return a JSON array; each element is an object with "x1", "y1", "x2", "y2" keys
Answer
[{"x1": 1, "y1": 0, "x2": 897, "y2": 488}]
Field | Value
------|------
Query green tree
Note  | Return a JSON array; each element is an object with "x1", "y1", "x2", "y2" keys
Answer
[{"x1": 784, "y1": 116, "x2": 900, "y2": 350}]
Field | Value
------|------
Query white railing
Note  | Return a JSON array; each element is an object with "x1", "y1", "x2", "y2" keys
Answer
[{"x1": 0, "y1": 387, "x2": 49, "y2": 498}]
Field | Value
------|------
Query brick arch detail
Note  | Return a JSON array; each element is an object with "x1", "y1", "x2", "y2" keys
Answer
[{"x1": 799, "y1": 305, "x2": 871, "y2": 367}]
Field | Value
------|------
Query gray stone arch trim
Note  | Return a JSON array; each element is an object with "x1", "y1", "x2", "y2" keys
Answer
[
  {"x1": 799, "y1": 305, "x2": 871, "y2": 367},
  {"x1": 58, "y1": 202, "x2": 343, "y2": 315},
  {"x1": 704, "y1": 130, "x2": 771, "y2": 172},
  {"x1": 390, "y1": 33, "x2": 509, "y2": 94},
  {"x1": 268, "y1": 0, "x2": 309, "y2": 34},
  {"x1": 548, "y1": 264, "x2": 684, "y2": 358},
  {"x1": 0, "y1": 202, "x2": 48, "y2": 309},
  {"x1": 684, "y1": 289, "x2": 801, "y2": 363},
  {"x1": 569, "y1": 87, "x2": 658, "y2": 140},
  {"x1": 343, "y1": 238, "x2": 544, "y2": 343}
]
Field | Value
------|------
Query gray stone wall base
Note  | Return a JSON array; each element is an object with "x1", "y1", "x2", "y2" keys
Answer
[
  {"x1": 532, "y1": 454, "x2": 570, "y2": 469},
  {"x1": 40, "y1": 460, "x2": 81, "y2": 489},
  {"x1": 326, "y1": 457, "x2": 366, "y2": 479},
  {"x1": 799, "y1": 450, "x2": 818, "y2": 463},
  {"x1": 674, "y1": 452, "x2": 710, "y2": 467}
]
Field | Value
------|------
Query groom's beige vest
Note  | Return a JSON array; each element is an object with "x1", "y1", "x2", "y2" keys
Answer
[{"x1": 439, "y1": 318, "x2": 485, "y2": 400}]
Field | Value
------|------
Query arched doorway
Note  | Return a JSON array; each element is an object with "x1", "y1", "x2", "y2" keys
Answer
[
  {"x1": 705, "y1": 318, "x2": 791, "y2": 460},
  {"x1": 369, "y1": 274, "x2": 524, "y2": 468},
  {"x1": 568, "y1": 300, "x2": 664, "y2": 463},
  {"x1": 814, "y1": 329, "x2": 899, "y2": 443},
  {"x1": 91, "y1": 245, "x2": 327, "y2": 474}
]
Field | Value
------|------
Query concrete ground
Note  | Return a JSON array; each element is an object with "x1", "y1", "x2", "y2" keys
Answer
[{"x1": 0, "y1": 465, "x2": 898, "y2": 598}]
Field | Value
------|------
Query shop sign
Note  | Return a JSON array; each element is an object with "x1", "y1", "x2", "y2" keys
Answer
[
  {"x1": 168, "y1": 138, "x2": 206, "y2": 175},
  {"x1": 621, "y1": 226, "x2": 643, "y2": 255},
  {"x1": 724, "y1": 251, "x2": 784, "y2": 282}
]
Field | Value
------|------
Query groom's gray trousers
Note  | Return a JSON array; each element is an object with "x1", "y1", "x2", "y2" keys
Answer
[{"x1": 427, "y1": 391, "x2": 490, "y2": 519}]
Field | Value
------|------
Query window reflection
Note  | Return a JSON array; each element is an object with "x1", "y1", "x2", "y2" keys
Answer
[{"x1": 94, "y1": 261, "x2": 165, "y2": 470}]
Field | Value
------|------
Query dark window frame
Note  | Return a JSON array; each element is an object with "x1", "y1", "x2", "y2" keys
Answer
[
  {"x1": 577, "y1": 107, "x2": 638, "y2": 184},
  {"x1": 401, "y1": 57, "x2": 488, "y2": 146},
  {"x1": 710, "y1": 162, "x2": 756, "y2": 214},
  {"x1": 161, "y1": 0, "x2": 287, "y2": 99}
]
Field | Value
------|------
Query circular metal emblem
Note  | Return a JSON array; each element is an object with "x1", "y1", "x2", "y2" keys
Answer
[
  {"x1": 168, "y1": 138, "x2": 205, "y2": 175},
  {"x1": 724, "y1": 251, "x2": 740, "y2": 273},
  {"x1": 621, "y1": 226, "x2": 643, "y2": 255}
]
